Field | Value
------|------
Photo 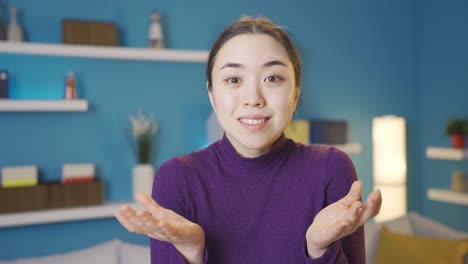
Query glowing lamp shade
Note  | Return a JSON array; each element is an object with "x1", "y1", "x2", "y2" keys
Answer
[{"x1": 372, "y1": 115, "x2": 407, "y2": 222}]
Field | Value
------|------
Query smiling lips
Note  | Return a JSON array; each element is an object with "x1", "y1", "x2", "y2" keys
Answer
[{"x1": 238, "y1": 116, "x2": 270, "y2": 130}]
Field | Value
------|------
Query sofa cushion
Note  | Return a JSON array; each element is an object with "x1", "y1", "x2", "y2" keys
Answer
[
  {"x1": 118, "y1": 240, "x2": 150, "y2": 264},
  {"x1": 409, "y1": 212, "x2": 468, "y2": 239},
  {"x1": 365, "y1": 215, "x2": 414, "y2": 264},
  {"x1": 375, "y1": 226, "x2": 468, "y2": 264}
]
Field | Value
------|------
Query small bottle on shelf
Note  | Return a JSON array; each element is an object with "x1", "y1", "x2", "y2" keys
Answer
[
  {"x1": 7, "y1": 6, "x2": 23, "y2": 42},
  {"x1": 64, "y1": 71, "x2": 77, "y2": 100},
  {"x1": 148, "y1": 10, "x2": 164, "y2": 48}
]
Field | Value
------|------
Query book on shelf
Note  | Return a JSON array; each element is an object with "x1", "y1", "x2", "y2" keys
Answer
[
  {"x1": 1, "y1": 165, "x2": 38, "y2": 188},
  {"x1": 310, "y1": 120, "x2": 347, "y2": 145},
  {"x1": 284, "y1": 120, "x2": 310, "y2": 144},
  {"x1": 63, "y1": 176, "x2": 94, "y2": 183},
  {"x1": 62, "y1": 163, "x2": 95, "y2": 183},
  {"x1": 284, "y1": 119, "x2": 348, "y2": 145}
]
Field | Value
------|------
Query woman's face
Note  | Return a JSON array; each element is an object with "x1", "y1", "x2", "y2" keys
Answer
[{"x1": 209, "y1": 33, "x2": 299, "y2": 158}]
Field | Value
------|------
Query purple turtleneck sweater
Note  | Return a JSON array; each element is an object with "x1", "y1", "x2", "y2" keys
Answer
[{"x1": 150, "y1": 134, "x2": 365, "y2": 264}]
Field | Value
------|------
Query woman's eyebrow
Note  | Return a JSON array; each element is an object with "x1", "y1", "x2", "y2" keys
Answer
[
  {"x1": 220, "y1": 63, "x2": 243, "y2": 70},
  {"x1": 263, "y1": 60, "x2": 287, "y2": 68},
  {"x1": 219, "y1": 60, "x2": 286, "y2": 70}
]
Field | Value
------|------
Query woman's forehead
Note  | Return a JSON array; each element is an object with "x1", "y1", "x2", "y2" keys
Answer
[{"x1": 213, "y1": 33, "x2": 291, "y2": 69}]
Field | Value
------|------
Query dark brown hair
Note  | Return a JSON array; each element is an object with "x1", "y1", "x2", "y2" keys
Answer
[{"x1": 206, "y1": 16, "x2": 302, "y2": 93}]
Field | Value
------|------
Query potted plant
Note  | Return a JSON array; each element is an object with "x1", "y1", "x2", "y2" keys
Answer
[
  {"x1": 445, "y1": 118, "x2": 468, "y2": 149},
  {"x1": 129, "y1": 110, "x2": 158, "y2": 198}
]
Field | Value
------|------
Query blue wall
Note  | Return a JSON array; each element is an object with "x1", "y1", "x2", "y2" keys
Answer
[
  {"x1": 420, "y1": 0, "x2": 468, "y2": 232},
  {"x1": 0, "y1": 0, "x2": 465, "y2": 260}
]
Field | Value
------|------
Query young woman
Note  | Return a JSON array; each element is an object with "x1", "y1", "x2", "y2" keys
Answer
[{"x1": 115, "y1": 16, "x2": 382, "y2": 264}]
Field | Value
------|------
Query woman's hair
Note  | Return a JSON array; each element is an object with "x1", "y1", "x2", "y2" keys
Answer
[{"x1": 206, "y1": 16, "x2": 302, "y2": 93}]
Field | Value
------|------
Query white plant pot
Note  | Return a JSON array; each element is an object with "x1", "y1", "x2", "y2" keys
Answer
[{"x1": 132, "y1": 164, "x2": 155, "y2": 199}]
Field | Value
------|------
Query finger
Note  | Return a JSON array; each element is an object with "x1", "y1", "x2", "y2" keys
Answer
[
  {"x1": 344, "y1": 200, "x2": 362, "y2": 225},
  {"x1": 372, "y1": 189, "x2": 382, "y2": 217},
  {"x1": 340, "y1": 181, "x2": 362, "y2": 207},
  {"x1": 135, "y1": 210, "x2": 167, "y2": 240},
  {"x1": 121, "y1": 206, "x2": 149, "y2": 229},
  {"x1": 120, "y1": 204, "x2": 138, "y2": 217},
  {"x1": 370, "y1": 189, "x2": 382, "y2": 215},
  {"x1": 115, "y1": 211, "x2": 139, "y2": 234},
  {"x1": 116, "y1": 205, "x2": 139, "y2": 224},
  {"x1": 136, "y1": 192, "x2": 166, "y2": 216},
  {"x1": 357, "y1": 189, "x2": 382, "y2": 225},
  {"x1": 137, "y1": 209, "x2": 161, "y2": 230}
]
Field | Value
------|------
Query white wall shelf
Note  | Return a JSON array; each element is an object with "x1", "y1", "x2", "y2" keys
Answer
[
  {"x1": 0, "y1": 41, "x2": 209, "y2": 62},
  {"x1": 0, "y1": 201, "x2": 141, "y2": 228},
  {"x1": 426, "y1": 146, "x2": 468, "y2": 160},
  {"x1": 314, "y1": 143, "x2": 363, "y2": 155},
  {"x1": 427, "y1": 188, "x2": 468, "y2": 206},
  {"x1": 0, "y1": 99, "x2": 89, "y2": 112}
]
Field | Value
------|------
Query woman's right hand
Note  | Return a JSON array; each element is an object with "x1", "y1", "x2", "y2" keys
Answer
[{"x1": 114, "y1": 193, "x2": 205, "y2": 264}]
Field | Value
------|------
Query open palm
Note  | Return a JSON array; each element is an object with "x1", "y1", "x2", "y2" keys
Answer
[
  {"x1": 114, "y1": 193, "x2": 205, "y2": 262},
  {"x1": 306, "y1": 181, "x2": 382, "y2": 250}
]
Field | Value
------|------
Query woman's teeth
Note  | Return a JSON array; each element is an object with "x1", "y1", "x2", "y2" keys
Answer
[{"x1": 240, "y1": 118, "x2": 266, "y2": 125}]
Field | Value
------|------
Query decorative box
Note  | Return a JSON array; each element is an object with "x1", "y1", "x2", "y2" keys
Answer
[
  {"x1": 0, "y1": 180, "x2": 104, "y2": 213},
  {"x1": 49, "y1": 180, "x2": 103, "y2": 208},
  {"x1": 0, "y1": 184, "x2": 49, "y2": 213},
  {"x1": 310, "y1": 120, "x2": 348, "y2": 145},
  {"x1": 284, "y1": 120, "x2": 311, "y2": 144},
  {"x1": 62, "y1": 19, "x2": 118, "y2": 46}
]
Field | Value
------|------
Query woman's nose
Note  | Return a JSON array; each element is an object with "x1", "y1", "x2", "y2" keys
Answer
[{"x1": 242, "y1": 83, "x2": 265, "y2": 107}]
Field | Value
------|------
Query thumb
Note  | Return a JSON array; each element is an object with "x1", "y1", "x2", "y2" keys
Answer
[
  {"x1": 135, "y1": 192, "x2": 165, "y2": 215},
  {"x1": 340, "y1": 180, "x2": 362, "y2": 207}
]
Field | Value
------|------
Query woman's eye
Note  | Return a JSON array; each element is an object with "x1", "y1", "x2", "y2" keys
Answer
[
  {"x1": 264, "y1": 75, "x2": 283, "y2": 83},
  {"x1": 225, "y1": 77, "x2": 241, "y2": 84}
]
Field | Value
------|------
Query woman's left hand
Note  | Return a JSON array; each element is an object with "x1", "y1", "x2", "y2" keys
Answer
[{"x1": 305, "y1": 181, "x2": 382, "y2": 258}]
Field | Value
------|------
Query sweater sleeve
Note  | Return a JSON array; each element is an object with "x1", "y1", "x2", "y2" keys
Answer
[
  {"x1": 302, "y1": 147, "x2": 366, "y2": 264},
  {"x1": 150, "y1": 158, "x2": 209, "y2": 264},
  {"x1": 320, "y1": 147, "x2": 366, "y2": 264}
]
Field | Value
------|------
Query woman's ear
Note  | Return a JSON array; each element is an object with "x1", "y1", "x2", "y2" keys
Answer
[
  {"x1": 207, "y1": 82, "x2": 216, "y2": 112},
  {"x1": 293, "y1": 87, "x2": 301, "y2": 108}
]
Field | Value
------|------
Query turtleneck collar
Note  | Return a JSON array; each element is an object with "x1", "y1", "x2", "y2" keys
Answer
[{"x1": 215, "y1": 133, "x2": 291, "y2": 175}]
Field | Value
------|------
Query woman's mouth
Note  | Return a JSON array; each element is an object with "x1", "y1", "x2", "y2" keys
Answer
[
  {"x1": 240, "y1": 118, "x2": 267, "y2": 124},
  {"x1": 238, "y1": 117, "x2": 270, "y2": 130}
]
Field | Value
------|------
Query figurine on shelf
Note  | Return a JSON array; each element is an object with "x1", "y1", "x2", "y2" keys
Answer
[
  {"x1": 148, "y1": 10, "x2": 164, "y2": 48},
  {"x1": 7, "y1": 6, "x2": 23, "y2": 42},
  {"x1": 451, "y1": 171, "x2": 467, "y2": 193},
  {"x1": 0, "y1": 70, "x2": 8, "y2": 98},
  {"x1": 0, "y1": 1, "x2": 7, "y2": 40},
  {"x1": 64, "y1": 71, "x2": 77, "y2": 100}
]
